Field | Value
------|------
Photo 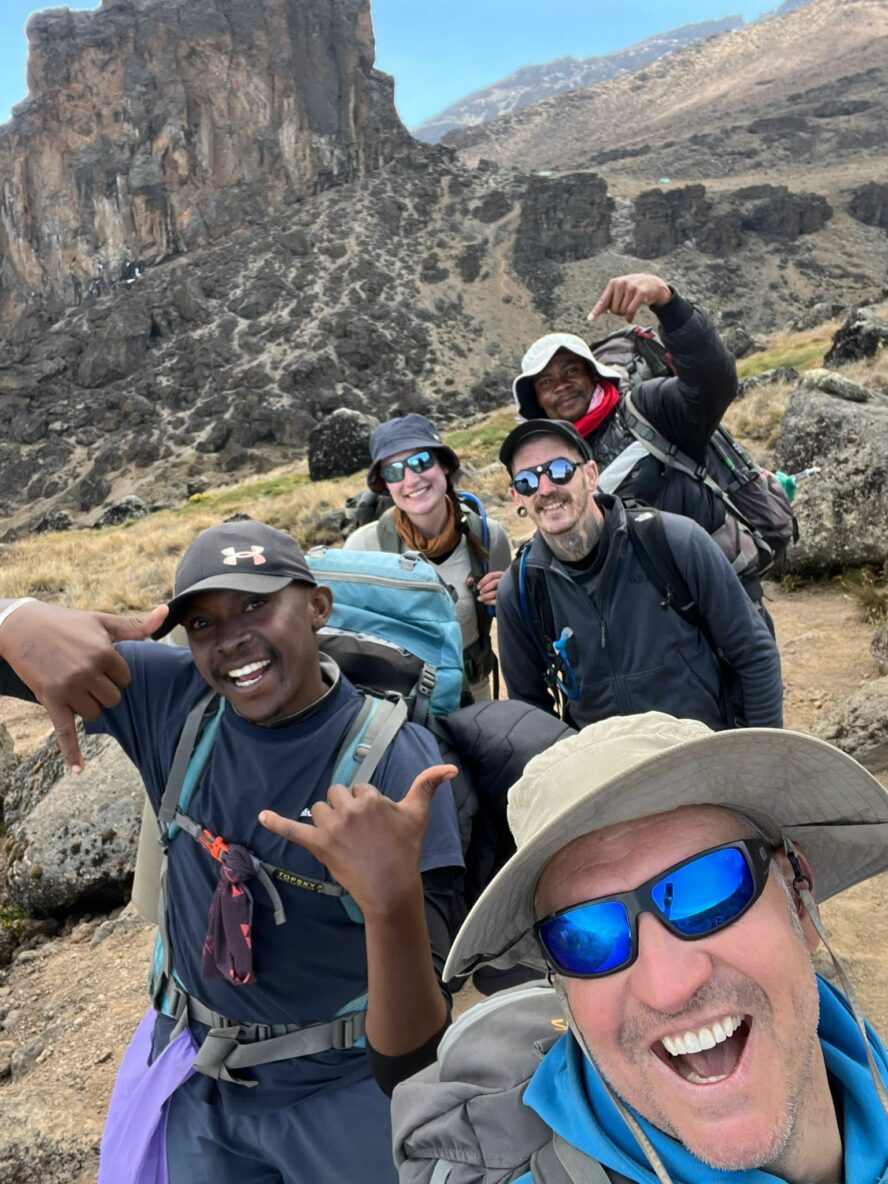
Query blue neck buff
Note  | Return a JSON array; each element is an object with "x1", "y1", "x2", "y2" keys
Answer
[{"x1": 524, "y1": 976, "x2": 888, "y2": 1183}]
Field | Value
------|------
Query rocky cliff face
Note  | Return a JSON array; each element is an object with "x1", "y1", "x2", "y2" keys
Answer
[
  {"x1": 0, "y1": 0, "x2": 409, "y2": 327},
  {"x1": 0, "y1": 0, "x2": 885, "y2": 537}
]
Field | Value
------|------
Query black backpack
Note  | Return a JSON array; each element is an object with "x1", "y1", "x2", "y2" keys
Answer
[{"x1": 590, "y1": 326, "x2": 799, "y2": 575}]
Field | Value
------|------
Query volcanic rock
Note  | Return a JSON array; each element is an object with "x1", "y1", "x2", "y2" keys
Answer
[
  {"x1": 308, "y1": 408, "x2": 376, "y2": 481},
  {"x1": 825, "y1": 306, "x2": 888, "y2": 366},
  {"x1": 848, "y1": 182, "x2": 888, "y2": 231},
  {"x1": 4, "y1": 735, "x2": 144, "y2": 917},
  {"x1": 774, "y1": 385, "x2": 888, "y2": 573},
  {"x1": 800, "y1": 369, "x2": 872, "y2": 403},
  {"x1": 872, "y1": 622, "x2": 888, "y2": 675},
  {"x1": 815, "y1": 678, "x2": 888, "y2": 773}
]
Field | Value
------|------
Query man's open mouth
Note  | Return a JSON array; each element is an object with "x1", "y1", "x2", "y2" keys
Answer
[
  {"x1": 226, "y1": 659, "x2": 271, "y2": 689},
  {"x1": 652, "y1": 1013, "x2": 751, "y2": 1085}
]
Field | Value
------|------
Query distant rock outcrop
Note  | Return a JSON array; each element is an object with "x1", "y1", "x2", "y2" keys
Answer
[
  {"x1": 825, "y1": 305, "x2": 888, "y2": 365},
  {"x1": 0, "y1": 0, "x2": 410, "y2": 327}
]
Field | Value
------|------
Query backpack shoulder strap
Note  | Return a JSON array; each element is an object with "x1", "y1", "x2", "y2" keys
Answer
[
  {"x1": 624, "y1": 506, "x2": 700, "y2": 631},
  {"x1": 515, "y1": 544, "x2": 554, "y2": 663},
  {"x1": 531, "y1": 1137, "x2": 624, "y2": 1183},
  {"x1": 157, "y1": 689, "x2": 224, "y2": 844},
  {"x1": 331, "y1": 693, "x2": 408, "y2": 787},
  {"x1": 377, "y1": 508, "x2": 402, "y2": 554}
]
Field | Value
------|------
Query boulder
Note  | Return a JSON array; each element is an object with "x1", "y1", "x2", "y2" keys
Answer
[
  {"x1": 815, "y1": 679, "x2": 888, "y2": 773},
  {"x1": 847, "y1": 182, "x2": 888, "y2": 232},
  {"x1": 738, "y1": 367, "x2": 799, "y2": 397},
  {"x1": 4, "y1": 734, "x2": 144, "y2": 917},
  {"x1": 825, "y1": 307, "x2": 888, "y2": 366},
  {"x1": 0, "y1": 720, "x2": 18, "y2": 799},
  {"x1": 308, "y1": 408, "x2": 376, "y2": 481},
  {"x1": 93, "y1": 496, "x2": 149, "y2": 529},
  {"x1": 721, "y1": 326, "x2": 765, "y2": 360},
  {"x1": 872, "y1": 622, "x2": 888, "y2": 675},
  {"x1": 799, "y1": 369, "x2": 872, "y2": 404},
  {"x1": 33, "y1": 511, "x2": 74, "y2": 534},
  {"x1": 774, "y1": 386, "x2": 888, "y2": 573}
]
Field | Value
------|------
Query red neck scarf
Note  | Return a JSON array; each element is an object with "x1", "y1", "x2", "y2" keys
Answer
[{"x1": 571, "y1": 379, "x2": 620, "y2": 438}]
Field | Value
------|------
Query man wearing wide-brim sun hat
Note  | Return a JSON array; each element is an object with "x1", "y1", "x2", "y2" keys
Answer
[
  {"x1": 512, "y1": 272, "x2": 775, "y2": 613},
  {"x1": 393, "y1": 711, "x2": 888, "y2": 1183}
]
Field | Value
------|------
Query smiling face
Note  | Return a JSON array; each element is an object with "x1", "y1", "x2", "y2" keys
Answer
[
  {"x1": 533, "y1": 349, "x2": 599, "y2": 421},
  {"x1": 509, "y1": 434, "x2": 602, "y2": 542},
  {"x1": 536, "y1": 806, "x2": 834, "y2": 1176},
  {"x1": 181, "y1": 582, "x2": 333, "y2": 724},
  {"x1": 382, "y1": 447, "x2": 451, "y2": 525}
]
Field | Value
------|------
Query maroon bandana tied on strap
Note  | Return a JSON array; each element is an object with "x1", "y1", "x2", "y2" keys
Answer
[{"x1": 201, "y1": 844, "x2": 261, "y2": 986}]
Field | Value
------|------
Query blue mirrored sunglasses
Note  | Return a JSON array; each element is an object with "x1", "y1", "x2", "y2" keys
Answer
[
  {"x1": 379, "y1": 450, "x2": 436, "y2": 484},
  {"x1": 511, "y1": 457, "x2": 578, "y2": 497},
  {"x1": 535, "y1": 840, "x2": 773, "y2": 979}
]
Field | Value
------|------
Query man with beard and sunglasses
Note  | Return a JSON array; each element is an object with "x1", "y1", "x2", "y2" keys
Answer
[
  {"x1": 494, "y1": 420, "x2": 782, "y2": 730},
  {"x1": 393, "y1": 711, "x2": 888, "y2": 1183}
]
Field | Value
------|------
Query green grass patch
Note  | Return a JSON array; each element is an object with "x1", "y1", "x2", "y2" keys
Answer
[
  {"x1": 444, "y1": 408, "x2": 515, "y2": 467},
  {"x1": 0, "y1": 904, "x2": 26, "y2": 938},
  {"x1": 736, "y1": 341, "x2": 829, "y2": 380},
  {"x1": 179, "y1": 472, "x2": 311, "y2": 514}
]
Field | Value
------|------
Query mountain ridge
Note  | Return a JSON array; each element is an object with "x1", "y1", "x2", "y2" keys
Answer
[{"x1": 412, "y1": 16, "x2": 744, "y2": 143}]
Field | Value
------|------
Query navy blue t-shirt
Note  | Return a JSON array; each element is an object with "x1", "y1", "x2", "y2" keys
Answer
[{"x1": 88, "y1": 641, "x2": 463, "y2": 1110}]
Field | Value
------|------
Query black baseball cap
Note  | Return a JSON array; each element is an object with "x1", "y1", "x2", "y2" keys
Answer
[
  {"x1": 153, "y1": 521, "x2": 316, "y2": 639},
  {"x1": 498, "y1": 419, "x2": 592, "y2": 473}
]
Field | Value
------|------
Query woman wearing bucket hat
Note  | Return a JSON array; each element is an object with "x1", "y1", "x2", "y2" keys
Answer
[
  {"x1": 393, "y1": 711, "x2": 888, "y2": 1183},
  {"x1": 345, "y1": 413, "x2": 512, "y2": 703}
]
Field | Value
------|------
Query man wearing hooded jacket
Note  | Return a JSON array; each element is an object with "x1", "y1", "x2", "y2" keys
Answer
[{"x1": 512, "y1": 273, "x2": 737, "y2": 540}]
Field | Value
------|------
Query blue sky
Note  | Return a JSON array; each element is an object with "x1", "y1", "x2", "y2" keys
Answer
[{"x1": 1, "y1": 0, "x2": 781, "y2": 128}]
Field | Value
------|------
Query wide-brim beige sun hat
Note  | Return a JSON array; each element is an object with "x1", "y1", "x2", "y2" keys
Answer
[
  {"x1": 513, "y1": 331, "x2": 625, "y2": 420},
  {"x1": 444, "y1": 711, "x2": 888, "y2": 981}
]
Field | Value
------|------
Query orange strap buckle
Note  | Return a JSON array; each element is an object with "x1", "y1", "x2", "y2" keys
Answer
[{"x1": 198, "y1": 829, "x2": 230, "y2": 862}]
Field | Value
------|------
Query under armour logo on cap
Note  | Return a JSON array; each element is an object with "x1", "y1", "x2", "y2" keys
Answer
[
  {"x1": 152, "y1": 521, "x2": 317, "y2": 640},
  {"x1": 221, "y1": 546, "x2": 267, "y2": 566}
]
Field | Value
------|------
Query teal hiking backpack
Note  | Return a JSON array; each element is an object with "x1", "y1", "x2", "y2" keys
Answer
[{"x1": 306, "y1": 546, "x2": 465, "y2": 723}]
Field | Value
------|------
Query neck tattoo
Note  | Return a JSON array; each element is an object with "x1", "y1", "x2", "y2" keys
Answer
[{"x1": 545, "y1": 517, "x2": 602, "y2": 562}]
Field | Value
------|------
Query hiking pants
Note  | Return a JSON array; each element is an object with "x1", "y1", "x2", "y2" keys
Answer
[{"x1": 164, "y1": 1072, "x2": 397, "y2": 1184}]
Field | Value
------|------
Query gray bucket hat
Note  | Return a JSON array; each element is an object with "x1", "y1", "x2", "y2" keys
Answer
[
  {"x1": 444, "y1": 711, "x2": 888, "y2": 981},
  {"x1": 367, "y1": 414, "x2": 460, "y2": 493},
  {"x1": 513, "y1": 332, "x2": 624, "y2": 421},
  {"x1": 154, "y1": 521, "x2": 316, "y2": 639}
]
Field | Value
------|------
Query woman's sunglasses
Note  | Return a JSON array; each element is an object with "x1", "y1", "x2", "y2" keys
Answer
[
  {"x1": 535, "y1": 839, "x2": 773, "y2": 978},
  {"x1": 511, "y1": 457, "x2": 579, "y2": 497},
  {"x1": 379, "y1": 450, "x2": 437, "y2": 484}
]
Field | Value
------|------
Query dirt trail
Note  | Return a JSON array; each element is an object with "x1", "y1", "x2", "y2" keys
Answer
[{"x1": 0, "y1": 580, "x2": 886, "y2": 1181}]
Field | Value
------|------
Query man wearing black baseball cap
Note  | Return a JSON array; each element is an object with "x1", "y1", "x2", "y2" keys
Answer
[
  {"x1": 494, "y1": 419, "x2": 783, "y2": 731},
  {"x1": 0, "y1": 519, "x2": 463, "y2": 1184}
]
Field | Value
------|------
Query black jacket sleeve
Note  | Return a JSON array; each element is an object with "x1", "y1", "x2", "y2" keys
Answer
[{"x1": 635, "y1": 293, "x2": 738, "y2": 463}]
